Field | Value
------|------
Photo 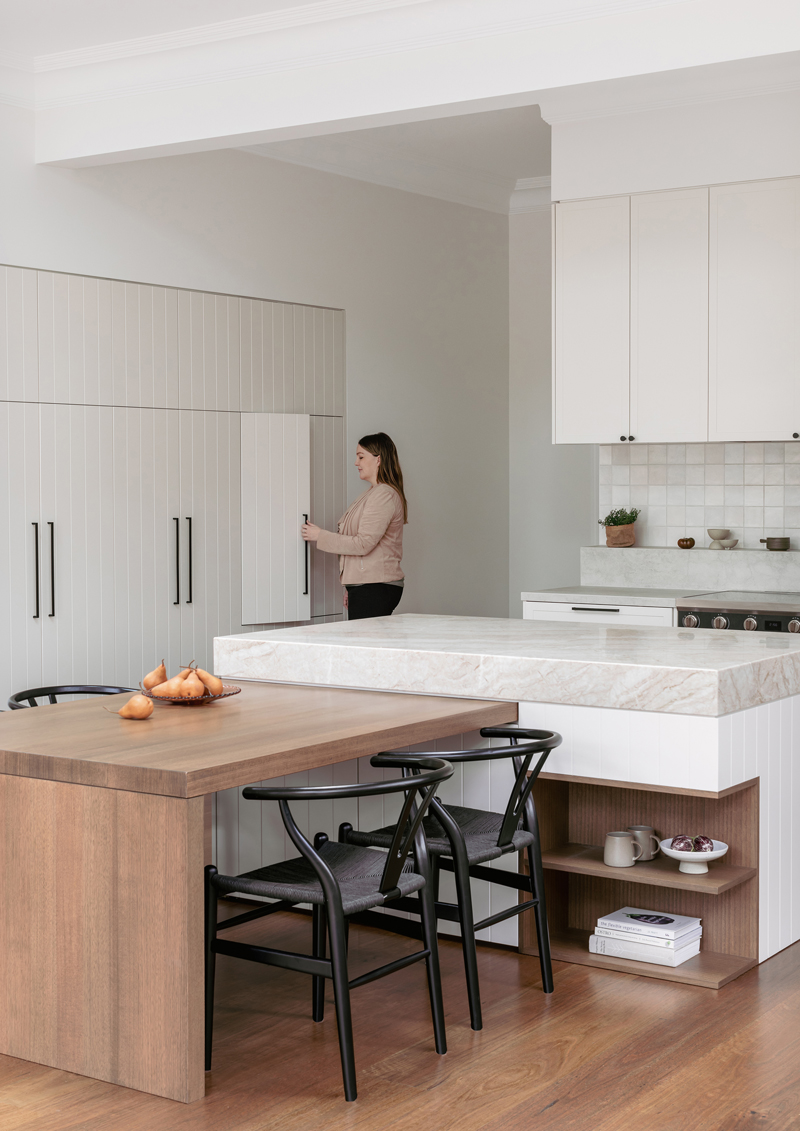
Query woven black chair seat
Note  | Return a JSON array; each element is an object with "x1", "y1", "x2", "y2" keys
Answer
[
  {"x1": 212, "y1": 842, "x2": 425, "y2": 916},
  {"x1": 346, "y1": 804, "x2": 535, "y2": 866}
]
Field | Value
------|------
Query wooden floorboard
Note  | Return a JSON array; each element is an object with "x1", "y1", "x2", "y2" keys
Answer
[{"x1": 1, "y1": 906, "x2": 799, "y2": 1131}]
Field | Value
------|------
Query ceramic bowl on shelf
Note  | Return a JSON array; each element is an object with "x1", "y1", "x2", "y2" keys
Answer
[
  {"x1": 707, "y1": 528, "x2": 730, "y2": 549},
  {"x1": 659, "y1": 838, "x2": 728, "y2": 874},
  {"x1": 719, "y1": 538, "x2": 739, "y2": 549}
]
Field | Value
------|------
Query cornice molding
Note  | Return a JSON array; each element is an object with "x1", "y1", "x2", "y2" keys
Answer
[
  {"x1": 34, "y1": 0, "x2": 434, "y2": 71},
  {"x1": 23, "y1": 0, "x2": 684, "y2": 109},
  {"x1": 510, "y1": 176, "x2": 551, "y2": 213}
]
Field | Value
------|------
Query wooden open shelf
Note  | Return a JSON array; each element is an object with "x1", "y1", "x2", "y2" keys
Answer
[
  {"x1": 542, "y1": 843, "x2": 757, "y2": 895},
  {"x1": 544, "y1": 928, "x2": 757, "y2": 990},
  {"x1": 519, "y1": 777, "x2": 760, "y2": 988}
]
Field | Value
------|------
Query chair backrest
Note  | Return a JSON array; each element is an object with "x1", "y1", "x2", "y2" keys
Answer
[
  {"x1": 8, "y1": 685, "x2": 137, "y2": 710},
  {"x1": 381, "y1": 726, "x2": 562, "y2": 851},
  {"x1": 242, "y1": 754, "x2": 453, "y2": 901}
]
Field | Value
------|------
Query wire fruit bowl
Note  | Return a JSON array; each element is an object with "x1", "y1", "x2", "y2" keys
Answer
[{"x1": 142, "y1": 684, "x2": 242, "y2": 707}]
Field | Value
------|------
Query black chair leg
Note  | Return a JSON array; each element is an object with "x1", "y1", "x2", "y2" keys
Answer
[
  {"x1": 312, "y1": 903, "x2": 327, "y2": 1022},
  {"x1": 328, "y1": 906, "x2": 357, "y2": 1101},
  {"x1": 417, "y1": 862, "x2": 447, "y2": 1055},
  {"x1": 204, "y1": 866, "x2": 218, "y2": 1071},
  {"x1": 526, "y1": 841, "x2": 554, "y2": 994},
  {"x1": 449, "y1": 849, "x2": 483, "y2": 1032}
]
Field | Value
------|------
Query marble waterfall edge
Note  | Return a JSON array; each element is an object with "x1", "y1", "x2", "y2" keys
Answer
[{"x1": 214, "y1": 614, "x2": 800, "y2": 718}]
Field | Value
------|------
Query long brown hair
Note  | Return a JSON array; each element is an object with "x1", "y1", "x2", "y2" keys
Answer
[{"x1": 358, "y1": 432, "x2": 408, "y2": 523}]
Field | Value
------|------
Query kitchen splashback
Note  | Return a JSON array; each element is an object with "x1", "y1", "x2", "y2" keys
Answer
[{"x1": 599, "y1": 442, "x2": 800, "y2": 550}]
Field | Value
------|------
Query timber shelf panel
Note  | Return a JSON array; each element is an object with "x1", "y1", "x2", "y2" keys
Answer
[
  {"x1": 542, "y1": 843, "x2": 757, "y2": 895},
  {"x1": 546, "y1": 928, "x2": 757, "y2": 990}
]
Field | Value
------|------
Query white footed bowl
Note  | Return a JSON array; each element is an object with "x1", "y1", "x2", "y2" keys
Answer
[{"x1": 659, "y1": 838, "x2": 729, "y2": 874}]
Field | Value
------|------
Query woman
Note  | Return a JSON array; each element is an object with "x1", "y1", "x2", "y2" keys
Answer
[{"x1": 302, "y1": 432, "x2": 407, "y2": 620}]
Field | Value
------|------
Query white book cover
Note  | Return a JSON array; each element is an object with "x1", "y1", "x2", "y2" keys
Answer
[
  {"x1": 596, "y1": 907, "x2": 702, "y2": 940},
  {"x1": 595, "y1": 925, "x2": 702, "y2": 949},
  {"x1": 589, "y1": 934, "x2": 701, "y2": 967}
]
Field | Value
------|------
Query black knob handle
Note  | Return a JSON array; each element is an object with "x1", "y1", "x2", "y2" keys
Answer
[
  {"x1": 620, "y1": 435, "x2": 627, "y2": 442},
  {"x1": 793, "y1": 433, "x2": 799, "y2": 439},
  {"x1": 628, "y1": 435, "x2": 634, "y2": 441}
]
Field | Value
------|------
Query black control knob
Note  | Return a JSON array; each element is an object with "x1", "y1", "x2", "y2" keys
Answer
[
  {"x1": 793, "y1": 433, "x2": 799, "y2": 439},
  {"x1": 712, "y1": 615, "x2": 729, "y2": 630},
  {"x1": 682, "y1": 613, "x2": 699, "y2": 628},
  {"x1": 628, "y1": 435, "x2": 635, "y2": 441},
  {"x1": 620, "y1": 435, "x2": 627, "y2": 442},
  {"x1": 789, "y1": 618, "x2": 800, "y2": 633},
  {"x1": 743, "y1": 616, "x2": 758, "y2": 631}
]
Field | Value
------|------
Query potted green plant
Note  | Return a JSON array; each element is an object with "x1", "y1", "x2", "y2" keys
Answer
[{"x1": 599, "y1": 506, "x2": 640, "y2": 548}]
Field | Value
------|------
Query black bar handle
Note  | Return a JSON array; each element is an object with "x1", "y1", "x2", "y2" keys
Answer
[
  {"x1": 174, "y1": 517, "x2": 180, "y2": 605},
  {"x1": 32, "y1": 522, "x2": 39, "y2": 619},
  {"x1": 303, "y1": 513, "x2": 309, "y2": 596},
  {"x1": 186, "y1": 517, "x2": 192, "y2": 604},
  {"x1": 48, "y1": 521, "x2": 55, "y2": 617}
]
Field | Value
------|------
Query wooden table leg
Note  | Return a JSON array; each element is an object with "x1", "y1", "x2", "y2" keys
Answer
[{"x1": 0, "y1": 774, "x2": 205, "y2": 1103}]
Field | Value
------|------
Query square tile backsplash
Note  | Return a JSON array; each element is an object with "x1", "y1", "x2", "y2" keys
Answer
[{"x1": 598, "y1": 442, "x2": 800, "y2": 549}]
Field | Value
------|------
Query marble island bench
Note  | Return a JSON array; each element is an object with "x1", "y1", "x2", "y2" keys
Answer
[{"x1": 216, "y1": 614, "x2": 800, "y2": 989}]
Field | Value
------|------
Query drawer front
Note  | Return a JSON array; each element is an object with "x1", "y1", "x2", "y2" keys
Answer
[{"x1": 522, "y1": 601, "x2": 675, "y2": 627}]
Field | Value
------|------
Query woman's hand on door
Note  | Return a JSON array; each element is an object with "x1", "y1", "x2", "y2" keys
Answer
[{"x1": 301, "y1": 521, "x2": 321, "y2": 542}]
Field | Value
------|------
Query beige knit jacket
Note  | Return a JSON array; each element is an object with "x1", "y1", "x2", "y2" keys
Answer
[{"x1": 316, "y1": 484, "x2": 404, "y2": 585}]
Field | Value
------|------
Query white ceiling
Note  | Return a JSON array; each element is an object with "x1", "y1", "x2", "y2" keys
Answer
[
  {"x1": 247, "y1": 105, "x2": 551, "y2": 213},
  {"x1": 0, "y1": 0, "x2": 353, "y2": 56}
]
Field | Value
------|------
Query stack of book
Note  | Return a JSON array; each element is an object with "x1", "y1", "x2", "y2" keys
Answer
[{"x1": 589, "y1": 906, "x2": 702, "y2": 967}]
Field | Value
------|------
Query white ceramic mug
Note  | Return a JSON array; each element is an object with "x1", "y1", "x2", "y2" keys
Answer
[
  {"x1": 604, "y1": 830, "x2": 643, "y2": 868},
  {"x1": 627, "y1": 825, "x2": 660, "y2": 862}
]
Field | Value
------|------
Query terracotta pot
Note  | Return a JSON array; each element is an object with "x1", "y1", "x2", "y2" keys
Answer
[{"x1": 605, "y1": 523, "x2": 635, "y2": 547}]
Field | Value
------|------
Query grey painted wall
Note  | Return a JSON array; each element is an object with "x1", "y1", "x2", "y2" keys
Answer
[
  {"x1": 508, "y1": 209, "x2": 595, "y2": 616},
  {"x1": 1, "y1": 103, "x2": 510, "y2": 618}
]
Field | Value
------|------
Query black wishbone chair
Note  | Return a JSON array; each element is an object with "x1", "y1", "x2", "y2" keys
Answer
[
  {"x1": 8, "y1": 684, "x2": 136, "y2": 709},
  {"x1": 340, "y1": 725, "x2": 562, "y2": 1031},
  {"x1": 204, "y1": 753, "x2": 453, "y2": 1103}
]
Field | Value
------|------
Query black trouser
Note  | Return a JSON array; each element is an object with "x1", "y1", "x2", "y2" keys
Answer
[{"x1": 346, "y1": 583, "x2": 403, "y2": 620}]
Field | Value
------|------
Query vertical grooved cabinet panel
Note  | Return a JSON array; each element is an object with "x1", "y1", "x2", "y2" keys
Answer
[
  {"x1": 178, "y1": 291, "x2": 239, "y2": 411},
  {"x1": 630, "y1": 188, "x2": 709, "y2": 443},
  {"x1": 332, "y1": 309, "x2": 345, "y2": 418},
  {"x1": 310, "y1": 415, "x2": 345, "y2": 617},
  {"x1": 241, "y1": 413, "x2": 311, "y2": 625},
  {"x1": 0, "y1": 266, "x2": 38, "y2": 401},
  {"x1": 710, "y1": 178, "x2": 800, "y2": 441},
  {"x1": 0, "y1": 402, "x2": 42, "y2": 708},
  {"x1": 39, "y1": 405, "x2": 115, "y2": 688},
  {"x1": 553, "y1": 196, "x2": 630, "y2": 444},
  {"x1": 178, "y1": 410, "x2": 241, "y2": 674}
]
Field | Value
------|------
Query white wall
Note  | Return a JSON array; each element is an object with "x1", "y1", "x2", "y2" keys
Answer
[
  {"x1": 551, "y1": 87, "x2": 800, "y2": 201},
  {"x1": 0, "y1": 103, "x2": 510, "y2": 618},
  {"x1": 508, "y1": 209, "x2": 595, "y2": 614}
]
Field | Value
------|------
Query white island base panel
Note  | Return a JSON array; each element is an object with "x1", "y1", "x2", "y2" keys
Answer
[{"x1": 519, "y1": 695, "x2": 799, "y2": 965}]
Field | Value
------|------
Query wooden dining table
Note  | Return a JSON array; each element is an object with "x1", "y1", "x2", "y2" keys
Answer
[{"x1": 0, "y1": 680, "x2": 514, "y2": 1103}]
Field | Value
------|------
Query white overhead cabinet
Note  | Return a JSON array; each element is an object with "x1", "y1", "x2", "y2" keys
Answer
[
  {"x1": 553, "y1": 196, "x2": 630, "y2": 444},
  {"x1": 630, "y1": 188, "x2": 708, "y2": 443},
  {"x1": 553, "y1": 189, "x2": 709, "y2": 445},
  {"x1": 709, "y1": 178, "x2": 800, "y2": 442},
  {"x1": 241, "y1": 413, "x2": 311, "y2": 626}
]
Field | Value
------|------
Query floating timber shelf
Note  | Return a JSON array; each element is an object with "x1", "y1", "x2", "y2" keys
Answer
[
  {"x1": 545, "y1": 928, "x2": 756, "y2": 990},
  {"x1": 542, "y1": 843, "x2": 757, "y2": 895}
]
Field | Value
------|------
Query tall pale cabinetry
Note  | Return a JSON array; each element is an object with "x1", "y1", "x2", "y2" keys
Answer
[{"x1": 0, "y1": 267, "x2": 345, "y2": 708}]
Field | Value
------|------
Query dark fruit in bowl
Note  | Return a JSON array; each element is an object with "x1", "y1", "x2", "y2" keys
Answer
[
  {"x1": 670, "y1": 835, "x2": 694, "y2": 852},
  {"x1": 694, "y1": 835, "x2": 714, "y2": 852}
]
